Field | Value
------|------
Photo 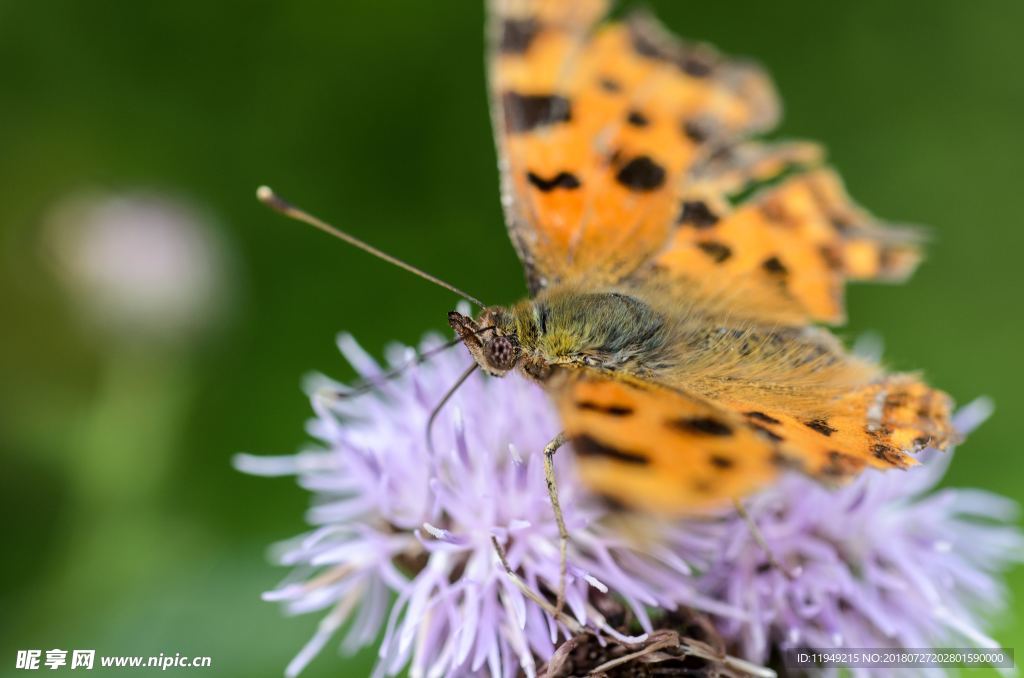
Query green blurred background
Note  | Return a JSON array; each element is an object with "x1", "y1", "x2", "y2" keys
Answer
[{"x1": 1, "y1": 1, "x2": 1022, "y2": 675}]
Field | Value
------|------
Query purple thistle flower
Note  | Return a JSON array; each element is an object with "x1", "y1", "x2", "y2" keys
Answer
[
  {"x1": 699, "y1": 398, "x2": 1024, "y2": 672},
  {"x1": 235, "y1": 332, "x2": 731, "y2": 678},
  {"x1": 238, "y1": 330, "x2": 1023, "y2": 677}
]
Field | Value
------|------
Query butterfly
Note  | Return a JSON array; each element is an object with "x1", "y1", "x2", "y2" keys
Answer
[
  {"x1": 261, "y1": 0, "x2": 953, "y2": 516},
  {"x1": 440, "y1": 0, "x2": 955, "y2": 516}
]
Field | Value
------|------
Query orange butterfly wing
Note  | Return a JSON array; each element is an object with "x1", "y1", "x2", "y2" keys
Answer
[
  {"x1": 643, "y1": 154, "x2": 923, "y2": 325},
  {"x1": 711, "y1": 375, "x2": 955, "y2": 476},
  {"x1": 489, "y1": 3, "x2": 778, "y2": 291},
  {"x1": 555, "y1": 370, "x2": 954, "y2": 514},
  {"x1": 491, "y1": 2, "x2": 923, "y2": 325},
  {"x1": 488, "y1": 1, "x2": 953, "y2": 513},
  {"x1": 554, "y1": 371, "x2": 781, "y2": 513}
]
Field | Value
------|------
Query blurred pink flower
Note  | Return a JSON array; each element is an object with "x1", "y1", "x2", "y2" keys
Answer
[{"x1": 45, "y1": 190, "x2": 228, "y2": 339}]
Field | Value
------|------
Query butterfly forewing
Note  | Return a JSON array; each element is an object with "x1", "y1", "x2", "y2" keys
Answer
[
  {"x1": 490, "y1": 2, "x2": 779, "y2": 291},
  {"x1": 554, "y1": 372, "x2": 782, "y2": 513}
]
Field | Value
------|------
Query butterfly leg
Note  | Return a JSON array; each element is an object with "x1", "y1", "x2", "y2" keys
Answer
[
  {"x1": 543, "y1": 431, "x2": 570, "y2": 617},
  {"x1": 490, "y1": 536, "x2": 583, "y2": 634},
  {"x1": 732, "y1": 498, "x2": 798, "y2": 580}
]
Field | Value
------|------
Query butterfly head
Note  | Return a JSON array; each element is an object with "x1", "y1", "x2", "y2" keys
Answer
[
  {"x1": 448, "y1": 308, "x2": 521, "y2": 377},
  {"x1": 449, "y1": 306, "x2": 558, "y2": 382}
]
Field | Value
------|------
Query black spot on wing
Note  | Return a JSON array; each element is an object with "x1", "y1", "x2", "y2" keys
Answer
[
  {"x1": 709, "y1": 454, "x2": 734, "y2": 469},
  {"x1": 628, "y1": 24, "x2": 664, "y2": 59},
  {"x1": 762, "y1": 256, "x2": 788, "y2": 275},
  {"x1": 626, "y1": 110, "x2": 649, "y2": 127},
  {"x1": 680, "y1": 56, "x2": 713, "y2": 78},
  {"x1": 502, "y1": 92, "x2": 572, "y2": 133},
  {"x1": 884, "y1": 392, "x2": 911, "y2": 408},
  {"x1": 759, "y1": 202, "x2": 789, "y2": 224},
  {"x1": 615, "y1": 155, "x2": 666, "y2": 191},
  {"x1": 572, "y1": 434, "x2": 649, "y2": 465},
  {"x1": 575, "y1": 400, "x2": 634, "y2": 417},
  {"x1": 668, "y1": 416, "x2": 733, "y2": 436},
  {"x1": 745, "y1": 411, "x2": 781, "y2": 425},
  {"x1": 771, "y1": 449, "x2": 804, "y2": 470},
  {"x1": 830, "y1": 216, "x2": 854, "y2": 234},
  {"x1": 804, "y1": 419, "x2": 837, "y2": 436},
  {"x1": 878, "y1": 246, "x2": 903, "y2": 275},
  {"x1": 682, "y1": 119, "x2": 709, "y2": 143},
  {"x1": 526, "y1": 171, "x2": 581, "y2": 192},
  {"x1": 819, "y1": 245, "x2": 844, "y2": 271},
  {"x1": 750, "y1": 423, "x2": 784, "y2": 442},
  {"x1": 692, "y1": 478, "x2": 714, "y2": 494},
  {"x1": 820, "y1": 450, "x2": 865, "y2": 478},
  {"x1": 872, "y1": 443, "x2": 904, "y2": 466},
  {"x1": 598, "y1": 77, "x2": 622, "y2": 93},
  {"x1": 678, "y1": 201, "x2": 719, "y2": 228},
  {"x1": 707, "y1": 144, "x2": 736, "y2": 165},
  {"x1": 627, "y1": 22, "x2": 714, "y2": 78},
  {"x1": 594, "y1": 492, "x2": 629, "y2": 512},
  {"x1": 499, "y1": 18, "x2": 541, "y2": 54},
  {"x1": 696, "y1": 241, "x2": 732, "y2": 263}
]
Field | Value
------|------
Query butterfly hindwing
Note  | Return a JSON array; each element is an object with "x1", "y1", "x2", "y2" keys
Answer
[
  {"x1": 714, "y1": 374, "x2": 955, "y2": 484},
  {"x1": 643, "y1": 152, "x2": 923, "y2": 324},
  {"x1": 554, "y1": 369, "x2": 954, "y2": 513}
]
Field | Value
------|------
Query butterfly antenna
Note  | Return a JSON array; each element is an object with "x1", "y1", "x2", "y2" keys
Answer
[
  {"x1": 257, "y1": 186, "x2": 487, "y2": 309},
  {"x1": 426, "y1": 363, "x2": 479, "y2": 455}
]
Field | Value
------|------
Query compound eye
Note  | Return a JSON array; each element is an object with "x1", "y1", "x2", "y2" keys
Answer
[{"x1": 483, "y1": 336, "x2": 518, "y2": 371}]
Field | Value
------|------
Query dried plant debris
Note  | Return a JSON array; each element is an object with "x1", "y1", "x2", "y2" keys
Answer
[{"x1": 540, "y1": 606, "x2": 773, "y2": 678}]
